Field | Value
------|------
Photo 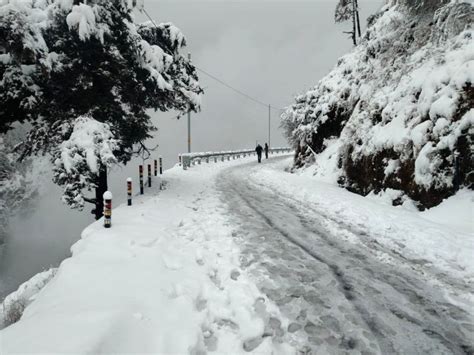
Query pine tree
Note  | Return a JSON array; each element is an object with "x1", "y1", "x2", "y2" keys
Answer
[
  {"x1": 0, "y1": 0, "x2": 202, "y2": 219},
  {"x1": 335, "y1": 0, "x2": 361, "y2": 45}
]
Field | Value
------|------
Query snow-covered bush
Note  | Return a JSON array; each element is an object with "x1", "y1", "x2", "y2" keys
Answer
[{"x1": 282, "y1": 1, "x2": 473, "y2": 208}]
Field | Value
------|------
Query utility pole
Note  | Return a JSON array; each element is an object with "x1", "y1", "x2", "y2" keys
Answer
[
  {"x1": 187, "y1": 52, "x2": 191, "y2": 153},
  {"x1": 268, "y1": 104, "x2": 271, "y2": 147}
]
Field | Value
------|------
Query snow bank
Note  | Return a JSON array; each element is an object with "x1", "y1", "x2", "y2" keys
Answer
[
  {"x1": 253, "y1": 158, "x2": 473, "y2": 285},
  {"x1": 0, "y1": 157, "x2": 293, "y2": 354},
  {"x1": 0, "y1": 268, "x2": 57, "y2": 328},
  {"x1": 420, "y1": 188, "x2": 474, "y2": 234}
]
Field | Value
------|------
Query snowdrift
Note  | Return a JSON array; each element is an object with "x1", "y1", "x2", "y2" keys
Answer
[{"x1": 282, "y1": 0, "x2": 473, "y2": 208}]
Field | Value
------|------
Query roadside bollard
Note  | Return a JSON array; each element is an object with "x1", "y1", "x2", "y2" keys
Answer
[
  {"x1": 159, "y1": 156, "x2": 163, "y2": 175},
  {"x1": 139, "y1": 165, "x2": 144, "y2": 194},
  {"x1": 154, "y1": 159, "x2": 157, "y2": 176},
  {"x1": 127, "y1": 178, "x2": 132, "y2": 206},
  {"x1": 148, "y1": 164, "x2": 152, "y2": 187},
  {"x1": 103, "y1": 191, "x2": 112, "y2": 228},
  {"x1": 178, "y1": 155, "x2": 182, "y2": 166}
]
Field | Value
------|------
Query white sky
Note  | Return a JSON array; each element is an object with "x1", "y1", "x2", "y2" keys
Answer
[{"x1": 138, "y1": 0, "x2": 383, "y2": 153}]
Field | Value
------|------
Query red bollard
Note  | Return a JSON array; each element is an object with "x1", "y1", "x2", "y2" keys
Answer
[
  {"x1": 103, "y1": 191, "x2": 112, "y2": 228},
  {"x1": 139, "y1": 165, "x2": 144, "y2": 195},
  {"x1": 154, "y1": 159, "x2": 158, "y2": 176},
  {"x1": 148, "y1": 164, "x2": 152, "y2": 188},
  {"x1": 127, "y1": 178, "x2": 132, "y2": 206}
]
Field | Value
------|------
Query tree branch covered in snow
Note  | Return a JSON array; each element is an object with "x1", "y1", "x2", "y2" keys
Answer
[
  {"x1": 52, "y1": 116, "x2": 118, "y2": 210},
  {"x1": 0, "y1": 0, "x2": 202, "y2": 210},
  {"x1": 282, "y1": 1, "x2": 473, "y2": 208}
]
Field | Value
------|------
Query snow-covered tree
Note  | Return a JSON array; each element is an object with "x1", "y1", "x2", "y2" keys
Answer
[
  {"x1": 0, "y1": 0, "x2": 202, "y2": 219},
  {"x1": 52, "y1": 116, "x2": 118, "y2": 210},
  {"x1": 335, "y1": 0, "x2": 361, "y2": 45}
]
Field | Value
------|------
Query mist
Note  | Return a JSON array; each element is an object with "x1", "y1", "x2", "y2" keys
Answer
[{"x1": 0, "y1": 0, "x2": 382, "y2": 298}]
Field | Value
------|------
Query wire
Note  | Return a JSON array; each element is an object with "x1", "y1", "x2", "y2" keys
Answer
[
  {"x1": 195, "y1": 67, "x2": 282, "y2": 111},
  {"x1": 141, "y1": 6, "x2": 284, "y2": 112}
]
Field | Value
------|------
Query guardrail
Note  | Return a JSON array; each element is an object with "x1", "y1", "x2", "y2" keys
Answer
[{"x1": 179, "y1": 147, "x2": 292, "y2": 169}]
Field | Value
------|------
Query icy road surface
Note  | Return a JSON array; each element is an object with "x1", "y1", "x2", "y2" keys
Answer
[{"x1": 217, "y1": 157, "x2": 474, "y2": 355}]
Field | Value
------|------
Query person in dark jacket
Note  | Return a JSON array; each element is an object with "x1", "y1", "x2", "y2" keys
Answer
[
  {"x1": 255, "y1": 144, "x2": 263, "y2": 163},
  {"x1": 264, "y1": 143, "x2": 269, "y2": 159}
]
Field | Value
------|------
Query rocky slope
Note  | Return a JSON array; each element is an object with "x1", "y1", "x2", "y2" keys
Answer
[{"x1": 282, "y1": 0, "x2": 473, "y2": 208}]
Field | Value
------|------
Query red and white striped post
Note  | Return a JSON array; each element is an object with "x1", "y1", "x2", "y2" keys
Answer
[
  {"x1": 154, "y1": 159, "x2": 158, "y2": 176},
  {"x1": 139, "y1": 165, "x2": 144, "y2": 195},
  {"x1": 178, "y1": 155, "x2": 182, "y2": 166},
  {"x1": 159, "y1": 156, "x2": 163, "y2": 175},
  {"x1": 148, "y1": 164, "x2": 152, "y2": 188},
  {"x1": 127, "y1": 178, "x2": 132, "y2": 206},
  {"x1": 103, "y1": 191, "x2": 112, "y2": 228}
]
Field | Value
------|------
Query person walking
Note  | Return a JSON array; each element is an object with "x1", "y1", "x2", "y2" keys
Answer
[
  {"x1": 264, "y1": 143, "x2": 269, "y2": 159},
  {"x1": 255, "y1": 144, "x2": 263, "y2": 163}
]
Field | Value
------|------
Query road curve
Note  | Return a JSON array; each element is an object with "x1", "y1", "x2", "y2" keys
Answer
[{"x1": 216, "y1": 157, "x2": 473, "y2": 355}]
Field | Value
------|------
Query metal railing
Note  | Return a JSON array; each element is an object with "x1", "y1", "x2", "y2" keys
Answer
[{"x1": 179, "y1": 147, "x2": 292, "y2": 169}]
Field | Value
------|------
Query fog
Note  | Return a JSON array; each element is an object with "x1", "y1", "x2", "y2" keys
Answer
[{"x1": 0, "y1": 0, "x2": 381, "y2": 298}]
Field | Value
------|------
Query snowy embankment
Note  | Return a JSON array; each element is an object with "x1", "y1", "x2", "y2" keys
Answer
[
  {"x1": 282, "y1": 1, "x2": 473, "y2": 208},
  {"x1": 0, "y1": 156, "x2": 293, "y2": 354},
  {"x1": 253, "y1": 159, "x2": 473, "y2": 286}
]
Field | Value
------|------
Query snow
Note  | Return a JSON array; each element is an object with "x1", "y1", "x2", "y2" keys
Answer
[
  {"x1": 57, "y1": 116, "x2": 118, "y2": 175},
  {"x1": 66, "y1": 4, "x2": 98, "y2": 42},
  {"x1": 1, "y1": 155, "x2": 472, "y2": 353},
  {"x1": 102, "y1": 191, "x2": 112, "y2": 200},
  {"x1": 256, "y1": 158, "x2": 473, "y2": 282},
  {"x1": 0, "y1": 268, "x2": 57, "y2": 328},
  {"x1": 420, "y1": 188, "x2": 474, "y2": 235},
  {"x1": 0, "y1": 156, "x2": 294, "y2": 354},
  {"x1": 282, "y1": 2, "x2": 473, "y2": 195}
]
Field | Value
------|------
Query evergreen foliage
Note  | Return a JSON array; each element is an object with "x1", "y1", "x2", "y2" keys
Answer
[{"x1": 0, "y1": 0, "x2": 202, "y2": 216}]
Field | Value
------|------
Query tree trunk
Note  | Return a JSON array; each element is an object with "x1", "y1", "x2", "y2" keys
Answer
[
  {"x1": 93, "y1": 166, "x2": 108, "y2": 220},
  {"x1": 352, "y1": 0, "x2": 357, "y2": 45},
  {"x1": 355, "y1": 0, "x2": 361, "y2": 37}
]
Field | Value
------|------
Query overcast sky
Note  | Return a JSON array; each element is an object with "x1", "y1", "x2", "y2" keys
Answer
[{"x1": 137, "y1": 0, "x2": 382, "y2": 153}]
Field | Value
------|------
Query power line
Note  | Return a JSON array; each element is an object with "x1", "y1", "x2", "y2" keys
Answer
[
  {"x1": 196, "y1": 67, "x2": 282, "y2": 111},
  {"x1": 141, "y1": 6, "x2": 284, "y2": 112}
]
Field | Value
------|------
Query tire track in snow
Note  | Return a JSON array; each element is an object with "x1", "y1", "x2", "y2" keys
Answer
[{"x1": 217, "y1": 159, "x2": 474, "y2": 355}]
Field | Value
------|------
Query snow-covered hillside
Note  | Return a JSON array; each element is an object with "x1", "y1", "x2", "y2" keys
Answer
[{"x1": 282, "y1": 0, "x2": 473, "y2": 208}]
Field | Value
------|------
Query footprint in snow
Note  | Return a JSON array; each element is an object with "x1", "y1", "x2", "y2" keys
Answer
[{"x1": 162, "y1": 255, "x2": 183, "y2": 270}]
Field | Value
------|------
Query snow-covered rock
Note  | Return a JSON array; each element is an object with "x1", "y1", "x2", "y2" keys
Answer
[{"x1": 282, "y1": 0, "x2": 473, "y2": 208}]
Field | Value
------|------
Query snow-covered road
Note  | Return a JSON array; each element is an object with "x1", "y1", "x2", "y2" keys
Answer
[
  {"x1": 217, "y1": 158, "x2": 473, "y2": 355},
  {"x1": 1, "y1": 155, "x2": 472, "y2": 354}
]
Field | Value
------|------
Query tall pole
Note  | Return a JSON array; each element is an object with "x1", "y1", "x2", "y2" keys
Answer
[
  {"x1": 268, "y1": 104, "x2": 271, "y2": 147},
  {"x1": 187, "y1": 52, "x2": 191, "y2": 153}
]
